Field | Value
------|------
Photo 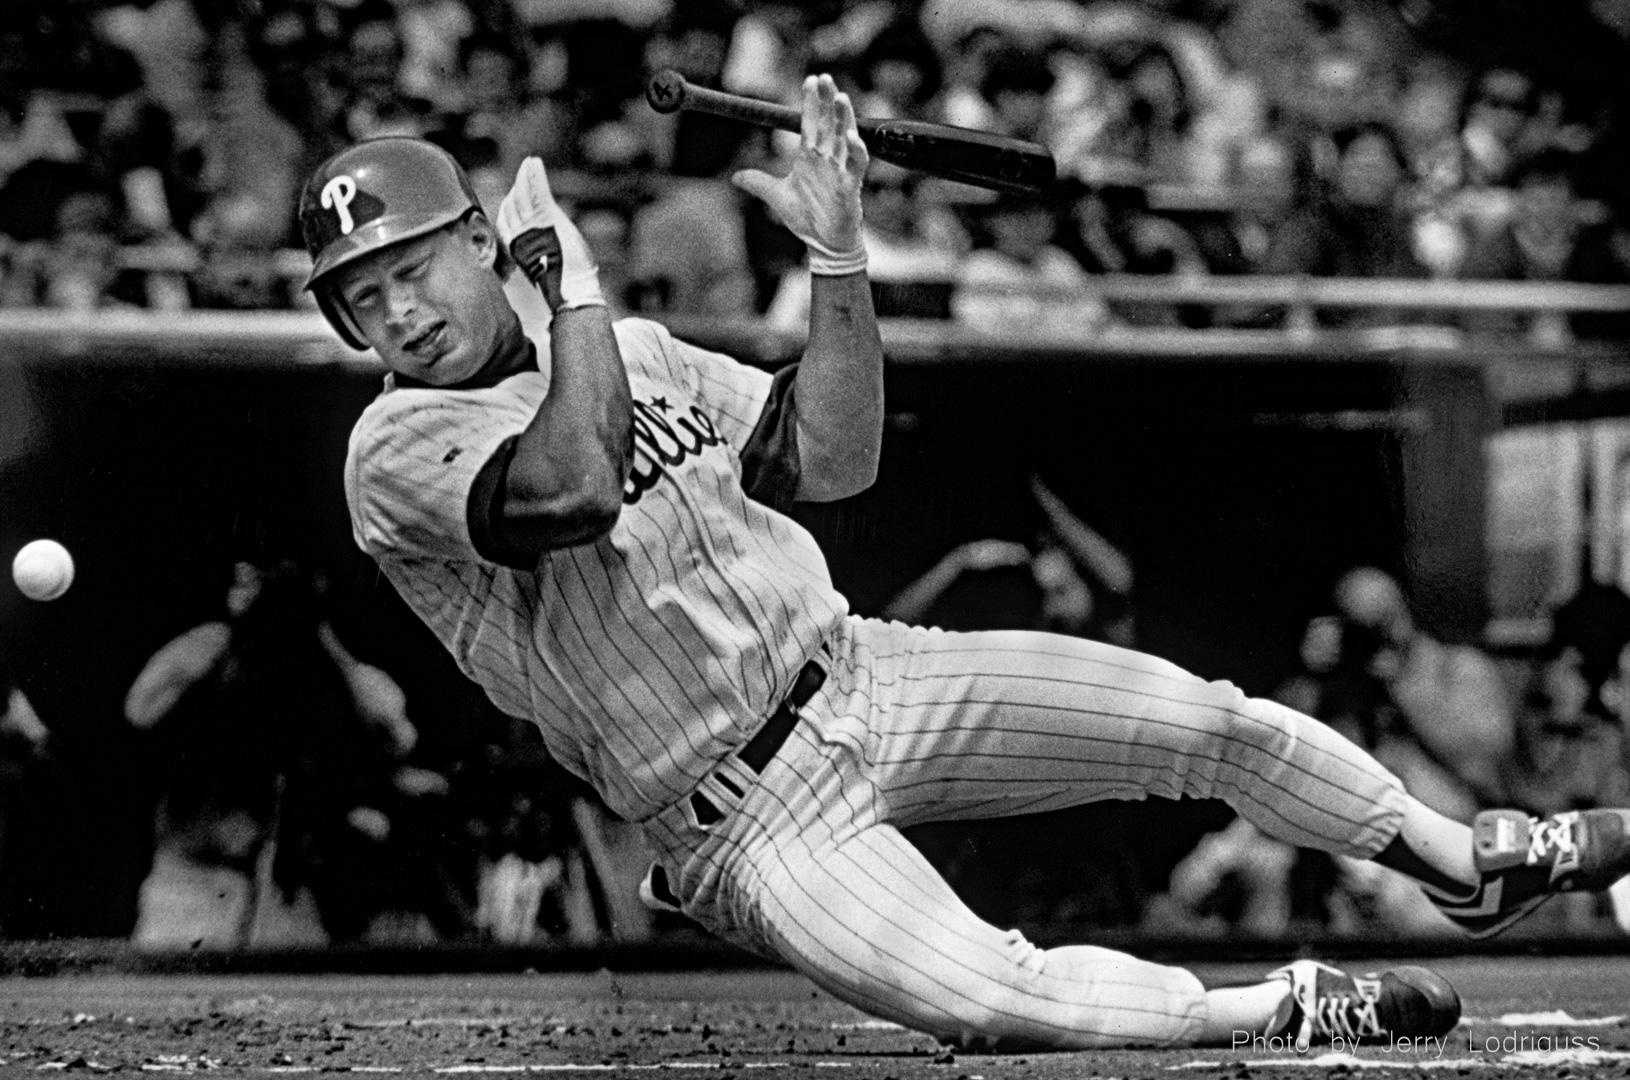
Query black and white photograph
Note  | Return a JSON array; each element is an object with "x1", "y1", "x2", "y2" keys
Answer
[{"x1": 0, "y1": 0, "x2": 1628, "y2": 1074}]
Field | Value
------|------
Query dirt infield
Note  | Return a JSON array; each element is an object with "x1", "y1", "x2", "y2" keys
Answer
[{"x1": 0, "y1": 957, "x2": 1623, "y2": 1077}]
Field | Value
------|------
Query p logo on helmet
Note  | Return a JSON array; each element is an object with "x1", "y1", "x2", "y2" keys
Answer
[
  {"x1": 322, "y1": 176, "x2": 359, "y2": 235},
  {"x1": 299, "y1": 137, "x2": 484, "y2": 349}
]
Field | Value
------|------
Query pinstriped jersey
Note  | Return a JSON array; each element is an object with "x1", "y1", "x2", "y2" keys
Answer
[{"x1": 344, "y1": 317, "x2": 848, "y2": 821}]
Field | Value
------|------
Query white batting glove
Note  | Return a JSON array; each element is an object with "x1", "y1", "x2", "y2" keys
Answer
[
  {"x1": 732, "y1": 74, "x2": 869, "y2": 276},
  {"x1": 496, "y1": 157, "x2": 605, "y2": 312}
]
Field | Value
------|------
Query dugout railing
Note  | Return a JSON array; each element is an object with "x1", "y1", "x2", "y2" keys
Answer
[{"x1": 108, "y1": 240, "x2": 1630, "y2": 338}]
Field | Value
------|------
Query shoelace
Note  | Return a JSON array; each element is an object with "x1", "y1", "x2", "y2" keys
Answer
[
  {"x1": 1279, "y1": 963, "x2": 1384, "y2": 1052},
  {"x1": 1310, "y1": 977, "x2": 1383, "y2": 1041}
]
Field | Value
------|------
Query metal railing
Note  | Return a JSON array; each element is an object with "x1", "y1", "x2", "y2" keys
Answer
[
  {"x1": 111, "y1": 243, "x2": 1630, "y2": 315},
  {"x1": 0, "y1": 249, "x2": 1614, "y2": 370}
]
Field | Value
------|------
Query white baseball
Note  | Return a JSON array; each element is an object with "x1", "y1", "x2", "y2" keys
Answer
[{"x1": 12, "y1": 540, "x2": 74, "y2": 602}]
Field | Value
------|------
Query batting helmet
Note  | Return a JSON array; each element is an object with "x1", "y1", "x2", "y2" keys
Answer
[{"x1": 299, "y1": 137, "x2": 482, "y2": 348}]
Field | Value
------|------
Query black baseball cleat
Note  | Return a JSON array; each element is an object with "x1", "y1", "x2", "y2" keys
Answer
[
  {"x1": 1268, "y1": 960, "x2": 1461, "y2": 1052},
  {"x1": 1428, "y1": 809, "x2": 1630, "y2": 938}
]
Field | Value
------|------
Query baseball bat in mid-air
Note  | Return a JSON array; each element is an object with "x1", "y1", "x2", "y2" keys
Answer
[{"x1": 646, "y1": 69, "x2": 1056, "y2": 198}]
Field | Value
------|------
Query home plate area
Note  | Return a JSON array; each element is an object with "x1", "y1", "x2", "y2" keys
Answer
[{"x1": 0, "y1": 957, "x2": 1623, "y2": 1078}]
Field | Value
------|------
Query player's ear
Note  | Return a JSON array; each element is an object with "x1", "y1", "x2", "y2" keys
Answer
[{"x1": 464, "y1": 211, "x2": 511, "y2": 276}]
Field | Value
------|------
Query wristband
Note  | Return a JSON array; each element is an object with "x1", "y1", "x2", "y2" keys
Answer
[
  {"x1": 511, "y1": 226, "x2": 606, "y2": 311},
  {"x1": 805, "y1": 236, "x2": 868, "y2": 277}
]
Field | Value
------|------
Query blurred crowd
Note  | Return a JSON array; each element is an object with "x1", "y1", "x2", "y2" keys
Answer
[
  {"x1": 875, "y1": 477, "x2": 1630, "y2": 939},
  {"x1": 3, "y1": 482, "x2": 1629, "y2": 946},
  {"x1": 1146, "y1": 564, "x2": 1630, "y2": 939},
  {"x1": 2, "y1": 0, "x2": 1629, "y2": 332},
  {"x1": 0, "y1": 556, "x2": 660, "y2": 948}
]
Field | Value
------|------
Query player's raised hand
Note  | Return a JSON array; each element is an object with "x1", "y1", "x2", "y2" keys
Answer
[
  {"x1": 496, "y1": 156, "x2": 605, "y2": 312},
  {"x1": 732, "y1": 74, "x2": 869, "y2": 275}
]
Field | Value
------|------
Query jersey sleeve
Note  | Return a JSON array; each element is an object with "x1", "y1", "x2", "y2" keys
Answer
[{"x1": 346, "y1": 386, "x2": 534, "y2": 563}]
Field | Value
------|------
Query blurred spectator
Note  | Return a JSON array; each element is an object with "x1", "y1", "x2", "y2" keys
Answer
[
  {"x1": 1145, "y1": 563, "x2": 1515, "y2": 940},
  {"x1": 1066, "y1": 40, "x2": 1201, "y2": 187},
  {"x1": 1396, "y1": 60, "x2": 1475, "y2": 279},
  {"x1": 0, "y1": 684, "x2": 47, "y2": 761},
  {"x1": 99, "y1": 96, "x2": 196, "y2": 249},
  {"x1": 450, "y1": 31, "x2": 571, "y2": 177},
  {"x1": 1296, "y1": 0, "x2": 1405, "y2": 133},
  {"x1": 1501, "y1": 583, "x2": 1630, "y2": 817},
  {"x1": 628, "y1": 177, "x2": 756, "y2": 315},
  {"x1": 721, "y1": 2, "x2": 813, "y2": 105},
  {"x1": 1459, "y1": 67, "x2": 1539, "y2": 191},
  {"x1": 1154, "y1": 804, "x2": 1451, "y2": 938},
  {"x1": 806, "y1": 0, "x2": 896, "y2": 71},
  {"x1": 935, "y1": 25, "x2": 1006, "y2": 132},
  {"x1": 1327, "y1": 566, "x2": 1515, "y2": 822},
  {"x1": 561, "y1": 18, "x2": 655, "y2": 171},
  {"x1": 1068, "y1": 185, "x2": 1202, "y2": 327},
  {"x1": 953, "y1": 190, "x2": 1112, "y2": 336},
  {"x1": 427, "y1": 30, "x2": 574, "y2": 216},
  {"x1": 1455, "y1": 150, "x2": 1621, "y2": 341},
  {"x1": 576, "y1": 203, "x2": 636, "y2": 319},
  {"x1": 1435, "y1": 67, "x2": 1596, "y2": 259},
  {"x1": 979, "y1": 43, "x2": 1054, "y2": 146},
  {"x1": 95, "y1": 0, "x2": 211, "y2": 131},
  {"x1": 882, "y1": 475, "x2": 1135, "y2": 646},
  {"x1": 1218, "y1": 0, "x2": 1405, "y2": 135},
  {"x1": 394, "y1": 0, "x2": 478, "y2": 110},
  {"x1": 0, "y1": 92, "x2": 87, "y2": 185},
  {"x1": 124, "y1": 560, "x2": 471, "y2": 946},
  {"x1": 625, "y1": 121, "x2": 762, "y2": 316},
  {"x1": 191, "y1": 32, "x2": 303, "y2": 248},
  {"x1": 336, "y1": 3, "x2": 437, "y2": 141},
  {"x1": 1266, "y1": 123, "x2": 1426, "y2": 280},
  {"x1": 1117, "y1": 42, "x2": 1198, "y2": 184},
  {"x1": 0, "y1": 162, "x2": 145, "y2": 311},
  {"x1": 1396, "y1": 58, "x2": 1465, "y2": 201},
  {"x1": 1065, "y1": 183, "x2": 1210, "y2": 328},
  {"x1": 1460, "y1": 150, "x2": 1616, "y2": 284},
  {"x1": 850, "y1": 17, "x2": 943, "y2": 121},
  {"x1": 1191, "y1": 132, "x2": 1316, "y2": 276}
]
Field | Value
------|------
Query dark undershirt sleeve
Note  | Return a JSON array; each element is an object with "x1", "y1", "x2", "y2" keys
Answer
[
  {"x1": 466, "y1": 435, "x2": 542, "y2": 571},
  {"x1": 737, "y1": 362, "x2": 802, "y2": 514}
]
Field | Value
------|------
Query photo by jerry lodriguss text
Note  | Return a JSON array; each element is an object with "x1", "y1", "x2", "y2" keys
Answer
[{"x1": 1232, "y1": 1031, "x2": 1604, "y2": 1057}]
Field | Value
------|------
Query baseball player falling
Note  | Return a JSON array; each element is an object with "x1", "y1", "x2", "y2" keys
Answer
[{"x1": 299, "y1": 75, "x2": 1630, "y2": 1052}]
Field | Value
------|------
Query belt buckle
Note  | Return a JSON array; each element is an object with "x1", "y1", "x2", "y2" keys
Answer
[
  {"x1": 689, "y1": 755, "x2": 754, "y2": 828},
  {"x1": 687, "y1": 650, "x2": 829, "y2": 831}
]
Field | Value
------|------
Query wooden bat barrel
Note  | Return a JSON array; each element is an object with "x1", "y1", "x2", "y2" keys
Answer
[{"x1": 645, "y1": 70, "x2": 1056, "y2": 197}]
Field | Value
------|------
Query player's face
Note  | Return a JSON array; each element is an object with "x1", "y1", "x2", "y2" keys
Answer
[{"x1": 330, "y1": 218, "x2": 508, "y2": 386}]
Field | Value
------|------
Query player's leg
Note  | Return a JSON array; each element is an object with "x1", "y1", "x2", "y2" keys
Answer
[
  {"x1": 840, "y1": 618, "x2": 1629, "y2": 936},
  {"x1": 741, "y1": 813, "x2": 1215, "y2": 1049},
  {"x1": 848, "y1": 620, "x2": 1411, "y2": 855},
  {"x1": 703, "y1": 773, "x2": 1452, "y2": 1051}
]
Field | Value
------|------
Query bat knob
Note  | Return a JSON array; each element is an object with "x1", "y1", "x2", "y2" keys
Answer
[{"x1": 646, "y1": 69, "x2": 688, "y2": 114}]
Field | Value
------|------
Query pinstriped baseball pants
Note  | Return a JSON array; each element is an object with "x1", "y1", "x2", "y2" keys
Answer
[{"x1": 643, "y1": 615, "x2": 1410, "y2": 1050}]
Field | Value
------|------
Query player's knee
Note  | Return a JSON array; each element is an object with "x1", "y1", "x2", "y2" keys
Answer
[
  {"x1": 930, "y1": 979, "x2": 1088, "y2": 1052},
  {"x1": 1172, "y1": 682, "x2": 1306, "y2": 795},
  {"x1": 927, "y1": 936, "x2": 1057, "y2": 1048},
  {"x1": 931, "y1": 1001, "x2": 1036, "y2": 1052},
  {"x1": 1179, "y1": 677, "x2": 1250, "y2": 746}
]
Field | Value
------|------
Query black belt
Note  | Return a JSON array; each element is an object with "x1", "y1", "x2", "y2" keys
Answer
[{"x1": 690, "y1": 658, "x2": 826, "y2": 827}]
